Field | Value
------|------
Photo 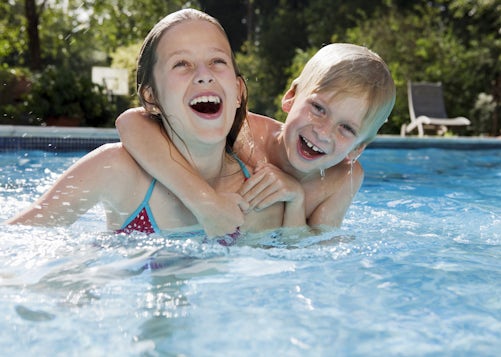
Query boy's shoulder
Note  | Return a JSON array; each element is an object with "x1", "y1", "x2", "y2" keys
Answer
[
  {"x1": 248, "y1": 111, "x2": 281, "y2": 125},
  {"x1": 247, "y1": 111, "x2": 282, "y2": 134}
]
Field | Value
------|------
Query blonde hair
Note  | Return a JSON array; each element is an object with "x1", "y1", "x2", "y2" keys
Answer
[{"x1": 291, "y1": 43, "x2": 396, "y2": 143}]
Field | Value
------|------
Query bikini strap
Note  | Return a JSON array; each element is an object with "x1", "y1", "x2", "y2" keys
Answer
[
  {"x1": 227, "y1": 150, "x2": 251, "y2": 179},
  {"x1": 144, "y1": 178, "x2": 157, "y2": 202}
]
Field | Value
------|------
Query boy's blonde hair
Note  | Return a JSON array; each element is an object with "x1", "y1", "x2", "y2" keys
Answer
[{"x1": 291, "y1": 43, "x2": 396, "y2": 143}]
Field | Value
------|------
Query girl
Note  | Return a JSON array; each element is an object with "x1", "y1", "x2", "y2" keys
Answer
[{"x1": 6, "y1": 9, "x2": 283, "y2": 237}]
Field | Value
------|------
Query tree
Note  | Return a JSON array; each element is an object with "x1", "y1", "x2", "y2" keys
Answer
[
  {"x1": 25, "y1": 0, "x2": 44, "y2": 70},
  {"x1": 2, "y1": 0, "x2": 499, "y2": 133},
  {"x1": 198, "y1": 0, "x2": 248, "y2": 51},
  {"x1": 0, "y1": 1, "x2": 27, "y2": 66}
]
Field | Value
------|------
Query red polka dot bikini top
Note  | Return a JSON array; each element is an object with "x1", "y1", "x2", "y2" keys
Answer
[{"x1": 116, "y1": 150, "x2": 251, "y2": 245}]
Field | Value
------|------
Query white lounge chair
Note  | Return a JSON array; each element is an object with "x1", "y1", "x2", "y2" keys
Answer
[{"x1": 401, "y1": 81, "x2": 471, "y2": 137}]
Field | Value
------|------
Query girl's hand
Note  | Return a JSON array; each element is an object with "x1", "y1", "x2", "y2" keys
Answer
[
  {"x1": 239, "y1": 162, "x2": 306, "y2": 227},
  {"x1": 195, "y1": 192, "x2": 248, "y2": 237},
  {"x1": 238, "y1": 162, "x2": 304, "y2": 211}
]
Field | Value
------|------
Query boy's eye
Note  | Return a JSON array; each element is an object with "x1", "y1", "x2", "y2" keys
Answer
[
  {"x1": 311, "y1": 102, "x2": 326, "y2": 115},
  {"x1": 340, "y1": 123, "x2": 358, "y2": 137}
]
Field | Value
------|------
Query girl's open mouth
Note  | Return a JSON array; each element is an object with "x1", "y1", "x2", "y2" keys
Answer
[{"x1": 189, "y1": 95, "x2": 222, "y2": 116}]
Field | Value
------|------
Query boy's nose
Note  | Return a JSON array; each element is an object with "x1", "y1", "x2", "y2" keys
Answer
[{"x1": 312, "y1": 120, "x2": 334, "y2": 142}]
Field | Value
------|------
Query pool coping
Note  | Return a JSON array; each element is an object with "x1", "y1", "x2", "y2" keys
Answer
[
  {"x1": 0, "y1": 125, "x2": 120, "y2": 151},
  {"x1": 371, "y1": 135, "x2": 501, "y2": 149},
  {"x1": 1, "y1": 125, "x2": 500, "y2": 151}
]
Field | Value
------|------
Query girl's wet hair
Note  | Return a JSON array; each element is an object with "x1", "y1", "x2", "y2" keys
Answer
[
  {"x1": 291, "y1": 43, "x2": 396, "y2": 143},
  {"x1": 136, "y1": 8, "x2": 248, "y2": 150}
]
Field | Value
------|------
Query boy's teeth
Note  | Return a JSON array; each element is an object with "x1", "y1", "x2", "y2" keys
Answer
[
  {"x1": 190, "y1": 95, "x2": 221, "y2": 105},
  {"x1": 302, "y1": 136, "x2": 325, "y2": 153}
]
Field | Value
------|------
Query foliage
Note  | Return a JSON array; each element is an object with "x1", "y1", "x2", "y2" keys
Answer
[
  {"x1": 26, "y1": 65, "x2": 116, "y2": 127},
  {"x1": 303, "y1": 0, "x2": 383, "y2": 47},
  {"x1": 245, "y1": 0, "x2": 308, "y2": 117},
  {"x1": 0, "y1": 1, "x2": 26, "y2": 65},
  {"x1": 273, "y1": 47, "x2": 317, "y2": 122},
  {"x1": 470, "y1": 93, "x2": 497, "y2": 135},
  {"x1": 84, "y1": 0, "x2": 196, "y2": 53},
  {"x1": 0, "y1": 66, "x2": 34, "y2": 125},
  {"x1": 1, "y1": 0, "x2": 499, "y2": 134},
  {"x1": 109, "y1": 41, "x2": 143, "y2": 108},
  {"x1": 236, "y1": 41, "x2": 269, "y2": 117},
  {"x1": 344, "y1": 0, "x2": 500, "y2": 135}
]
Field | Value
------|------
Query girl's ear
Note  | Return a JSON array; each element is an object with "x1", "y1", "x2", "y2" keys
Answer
[
  {"x1": 236, "y1": 76, "x2": 245, "y2": 108},
  {"x1": 281, "y1": 84, "x2": 297, "y2": 113},
  {"x1": 347, "y1": 143, "x2": 367, "y2": 161},
  {"x1": 141, "y1": 86, "x2": 159, "y2": 114}
]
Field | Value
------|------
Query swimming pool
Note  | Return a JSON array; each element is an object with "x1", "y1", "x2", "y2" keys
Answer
[{"x1": 1, "y1": 145, "x2": 500, "y2": 356}]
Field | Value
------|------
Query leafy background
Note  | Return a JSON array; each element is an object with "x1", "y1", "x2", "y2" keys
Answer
[{"x1": 1, "y1": 0, "x2": 499, "y2": 135}]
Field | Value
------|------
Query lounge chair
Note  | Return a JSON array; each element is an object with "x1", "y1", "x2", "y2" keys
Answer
[{"x1": 401, "y1": 81, "x2": 471, "y2": 137}]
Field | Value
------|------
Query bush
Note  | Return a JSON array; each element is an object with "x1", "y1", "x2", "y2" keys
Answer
[
  {"x1": 26, "y1": 65, "x2": 116, "y2": 127},
  {"x1": 470, "y1": 93, "x2": 497, "y2": 136},
  {"x1": 0, "y1": 66, "x2": 36, "y2": 125}
]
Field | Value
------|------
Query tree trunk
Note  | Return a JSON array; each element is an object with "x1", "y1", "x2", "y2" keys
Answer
[
  {"x1": 25, "y1": 0, "x2": 42, "y2": 70},
  {"x1": 246, "y1": 0, "x2": 254, "y2": 44}
]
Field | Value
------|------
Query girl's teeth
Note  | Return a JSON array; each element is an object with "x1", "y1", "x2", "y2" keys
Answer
[{"x1": 190, "y1": 96, "x2": 221, "y2": 105}]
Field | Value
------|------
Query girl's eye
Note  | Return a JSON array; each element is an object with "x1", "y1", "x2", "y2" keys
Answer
[
  {"x1": 173, "y1": 60, "x2": 190, "y2": 69},
  {"x1": 211, "y1": 58, "x2": 228, "y2": 66}
]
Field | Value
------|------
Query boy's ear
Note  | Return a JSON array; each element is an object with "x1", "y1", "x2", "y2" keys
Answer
[
  {"x1": 281, "y1": 84, "x2": 297, "y2": 113},
  {"x1": 347, "y1": 143, "x2": 367, "y2": 161}
]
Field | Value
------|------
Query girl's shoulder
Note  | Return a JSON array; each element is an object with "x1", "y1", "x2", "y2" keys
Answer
[{"x1": 84, "y1": 143, "x2": 145, "y2": 182}]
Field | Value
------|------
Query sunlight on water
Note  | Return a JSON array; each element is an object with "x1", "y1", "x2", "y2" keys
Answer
[{"x1": 0, "y1": 149, "x2": 500, "y2": 355}]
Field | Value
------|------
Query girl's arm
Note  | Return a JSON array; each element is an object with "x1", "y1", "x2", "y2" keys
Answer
[
  {"x1": 115, "y1": 108, "x2": 247, "y2": 237},
  {"x1": 238, "y1": 162, "x2": 306, "y2": 227},
  {"x1": 5, "y1": 144, "x2": 116, "y2": 226}
]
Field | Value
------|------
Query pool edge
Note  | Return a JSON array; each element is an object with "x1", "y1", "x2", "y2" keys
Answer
[{"x1": 1, "y1": 125, "x2": 500, "y2": 151}]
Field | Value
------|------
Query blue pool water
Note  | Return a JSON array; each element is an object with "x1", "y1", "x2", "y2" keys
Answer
[{"x1": 0, "y1": 148, "x2": 500, "y2": 356}]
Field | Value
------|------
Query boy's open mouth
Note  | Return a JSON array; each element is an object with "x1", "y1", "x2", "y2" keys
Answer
[
  {"x1": 299, "y1": 135, "x2": 325, "y2": 159},
  {"x1": 189, "y1": 95, "x2": 221, "y2": 115}
]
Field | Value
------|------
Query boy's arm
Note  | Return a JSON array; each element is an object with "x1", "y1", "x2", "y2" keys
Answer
[
  {"x1": 239, "y1": 162, "x2": 306, "y2": 227},
  {"x1": 308, "y1": 162, "x2": 364, "y2": 227},
  {"x1": 115, "y1": 108, "x2": 246, "y2": 237}
]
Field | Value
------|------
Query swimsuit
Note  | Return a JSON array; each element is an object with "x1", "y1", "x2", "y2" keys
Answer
[
  {"x1": 116, "y1": 179, "x2": 160, "y2": 234},
  {"x1": 117, "y1": 150, "x2": 251, "y2": 244},
  {"x1": 228, "y1": 150, "x2": 251, "y2": 180}
]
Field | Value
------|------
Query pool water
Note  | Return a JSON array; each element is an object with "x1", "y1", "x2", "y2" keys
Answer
[{"x1": 1, "y1": 148, "x2": 500, "y2": 356}]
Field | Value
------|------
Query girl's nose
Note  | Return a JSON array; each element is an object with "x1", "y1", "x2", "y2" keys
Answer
[{"x1": 193, "y1": 65, "x2": 214, "y2": 84}]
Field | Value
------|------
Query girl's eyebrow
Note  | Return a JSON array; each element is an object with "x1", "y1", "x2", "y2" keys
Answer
[{"x1": 166, "y1": 47, "x2": 230, "y2": 60}]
